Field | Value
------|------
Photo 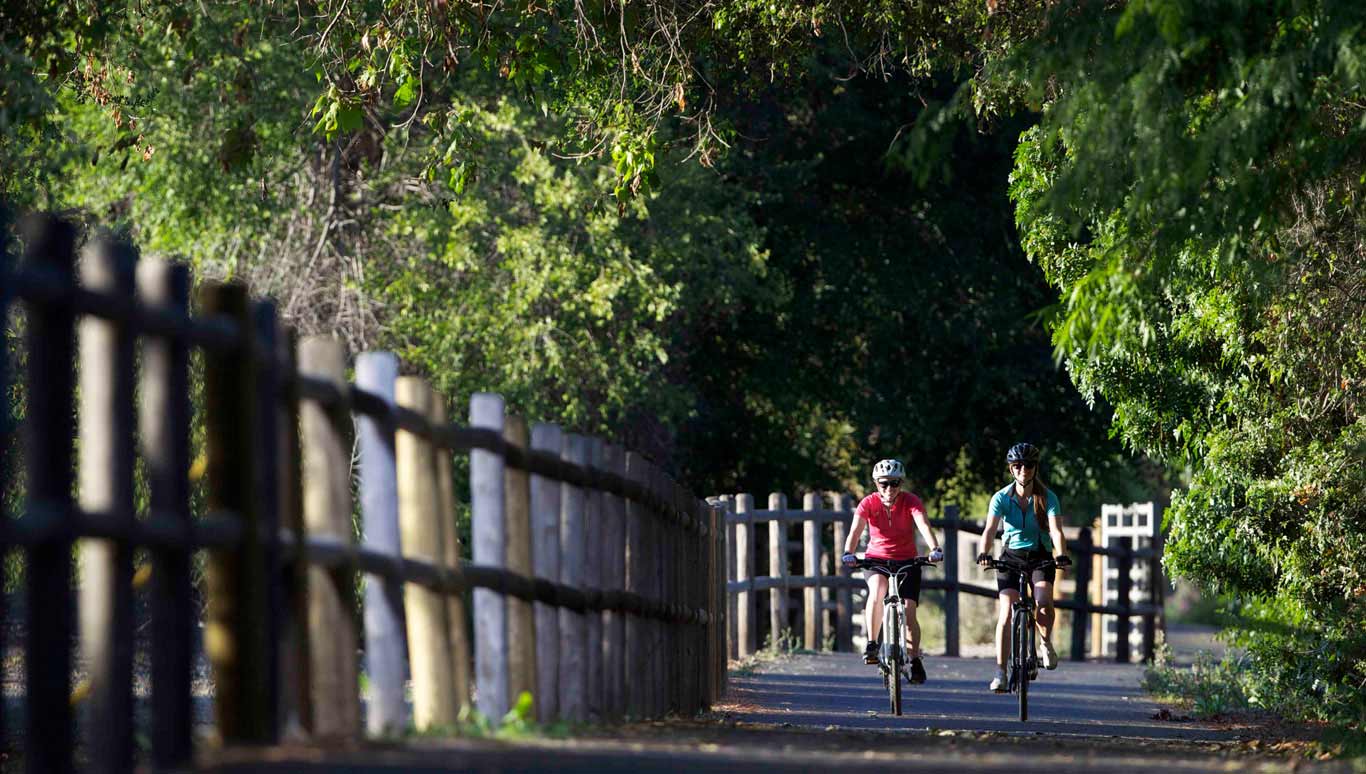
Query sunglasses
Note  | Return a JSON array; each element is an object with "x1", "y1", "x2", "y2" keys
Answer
[
  {"x1": 875, "y1": 479, "x2": 902, "y2": 488},
  {"x1": 1010, "y1": 462, "x2": 1037, "y2": 470}
]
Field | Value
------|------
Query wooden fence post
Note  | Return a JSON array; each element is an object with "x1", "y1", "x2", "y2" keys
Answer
[
  {"x1": 202, "y1": 282, "x2": 273, "y2": 743},
  {"x1": 1070, "y1": 526, "x2": 1092, "y2": 661},
  {"x1": 584, "y1": 436, "x2": 606, "y2": 720},
  {"x1": 397, "y1": 377, "x2": 458, "y2": 729},
  {"x1": 356, "y1": 353, "x2": 406, "y2": 735},
  {"x1": 734, "y1": 494, "x2": 756, "y2": 657},
  {"x1": 767, "y1": 494, "x2": 789, "y2": 648},
  {"x1": 252, "y1": 301, "x2": 284, "y2": 739},
  {"x1": 831, "y1": 494, "x2": 853, "y2": 653},
  {"x1": 602, "y1": 443, "x2": 627, "y2": 719},
  {"x1": 470, "y1": 393, "x2": 508, "y2": 721},
  {"x1": 723, "y1": 495, "x2": 737, "y2": 661},
  {"x1": 21, "y1": 214, "x2": 78, "y2": 774},
  {"x1": 652, "y1": 470, "x2": 669, "y2": 716},
  {"x1": 943, "y1": 503, "x2": 961, "y2": 658},
  {"x1": 530, "y1": 423, "x2": 565, "y2": 722},
  {"x1": 277, "y1": 328, "x2": 312, "y2": 737},
  {"x1": 298, "y1": 336, "x2": 360, "y2": 738},
  {"x1": 77, "y1": 235, "x2": 137, "y2": 774},
  {"x1": 0, "y1": 206, "x2": 9, "y2": 767},
  {"x1": 1116, "y1": 537, "x2": 1133, "y2": 663},
  {"x1": 432, "y1": 395, "x2": 472, "y2": 712},
  {"x1": 137, "y1": 259, "x2": 194, "y2": 768},
  {"x1": 503, "y1": 416, "x2": 537, "y2": 711},
  {"x1": 802, "y1": 493, "x2": 822, "y2": 651},
  {"x1": 710, "y1": 500, "x2": 725, "y2": 697},
  {"x1": 624, "y1": 452, "x2": 647, "y2": 717},
  {"x1": 557, "y1": 432, "x2": 588, "y2": 722}
]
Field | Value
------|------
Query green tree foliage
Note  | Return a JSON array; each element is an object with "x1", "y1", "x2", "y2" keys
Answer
[{"x1": 1005, "y1": 1, "x2": 1366, "y2": 725}]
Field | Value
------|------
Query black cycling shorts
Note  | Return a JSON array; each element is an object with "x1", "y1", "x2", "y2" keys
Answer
[
  {"x1": 863, "y1": 557, "x2": 922, "y2": 605},
  {"x1": 995, "y1": 547, "x2": 1056, "y2": 592}
]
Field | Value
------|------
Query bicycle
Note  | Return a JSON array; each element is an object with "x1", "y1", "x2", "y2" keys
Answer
[
  {"x1": 980, "y1": 554, "x2": 1060, "y2": 721},
  {"x1": 851, "y1": 556, "x2": 936, "y2": 716}
]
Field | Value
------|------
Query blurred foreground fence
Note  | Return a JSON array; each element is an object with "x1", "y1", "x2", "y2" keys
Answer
[
  {"x1": 0, "y1": 214, "x2": 726, "y2": 774},
  {"x1": 712, "y1": 495, "x2": 1163, "y2": 663}
]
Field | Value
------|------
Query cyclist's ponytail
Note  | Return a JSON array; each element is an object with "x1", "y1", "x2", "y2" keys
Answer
[{"x1": 1031, "y1": 479, "x2": 1051, "y2": 532}]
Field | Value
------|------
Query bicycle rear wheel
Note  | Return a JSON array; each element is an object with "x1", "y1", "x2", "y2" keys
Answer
[{"x1": 1014, "y1": 609, "x2": 1030, "y2": 721}]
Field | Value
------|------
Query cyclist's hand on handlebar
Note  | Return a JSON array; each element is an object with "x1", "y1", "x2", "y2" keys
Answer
[
  {"x1": 842, "y1": 552, "x2": 858, "y2": 569},
  {"x1": 976, "y1": 552, "x2": 993, "y2": 568},
  {"x1": 1054, "y1": 554, "x2": 1072, "y2": 569},
  {"x1": 929, "y1": 546, "x2": 944, "y2": 563}
]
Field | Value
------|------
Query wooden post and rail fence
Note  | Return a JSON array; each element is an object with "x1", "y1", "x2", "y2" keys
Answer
[
  {"x1": 0, "y1": 211, "x2": 1166, "y2": 773},
  {"x1": 0, "y1": 214, "x2": 729, "y2": 774},
  {"x1": 713, "y1": 495, "x2": 1164, "y2": 664}
]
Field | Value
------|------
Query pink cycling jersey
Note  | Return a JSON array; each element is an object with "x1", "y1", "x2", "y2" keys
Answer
[{"x1": 856, "y1": 491, "x2": 926, "y2": 560}]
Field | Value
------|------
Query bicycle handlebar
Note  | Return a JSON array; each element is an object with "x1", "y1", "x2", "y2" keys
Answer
[
  {"x1": 851, "y1": 556, "x2": 938, "y2": 573},
  {"x1": 980, "y1": 556, "x2": 1059, "y2": 574}
]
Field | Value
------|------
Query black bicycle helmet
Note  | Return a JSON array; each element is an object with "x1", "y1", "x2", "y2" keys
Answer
[{"x1": 1005, "y1": 442, "x2": 1041, "y2": 465}]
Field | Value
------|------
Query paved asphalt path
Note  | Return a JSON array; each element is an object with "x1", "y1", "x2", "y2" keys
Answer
[
  {"x1": 202, "y1": 653, "x2": 1349, "y2": 773},
  {"x1": 721, "y1": 652, "x2": 1230, "y2": 740}
]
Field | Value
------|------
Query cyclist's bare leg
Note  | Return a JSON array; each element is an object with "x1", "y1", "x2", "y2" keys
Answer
[
  {"x1": 995, "y1": 589, "x2": 1019, "y2": 669},
  {"x1": 864, "y1": 573, "x2": 888, "y2": 644},
  {"x1": 905, "y1": 599, "x2": 921, "y2": 659},
  {"x1": 1033, "y1": 580, "x2": 1055, "y2": 639}
]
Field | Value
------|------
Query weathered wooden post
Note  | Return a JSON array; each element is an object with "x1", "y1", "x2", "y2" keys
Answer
[
  {"x1": 1070, "y1": 526, "x2": 1092, "y2": 661},
  {"x1": 717, "y1": 499, "x2": 730, "y2": 695},
  {"x1": 557, "y1": 432, "x2": 589, "y2": 722},
  {"x1": 397, "y1": 377, "x2": 458, "y2": 729},
  {"x1": 802, "y1": 493, "x2": 823, "y2": 650},
  {"x1": 356, "y1": 353, "x2": 406, "y2": 734},
  {"x1": 74, "y1": 237, "x2": 138, "y2": 765},
  {"x1": 581, "y1": 438, "x2": 605, "y2": 720},
  {"x1": 643, "y1": 463, "x2": 661, "y2": 716},
  {"x1": 652, "y1": 466, "x2": 669, "y2": 715},
  {"x1": 298, "y1": 336, "x2": 360, "y2": 737},
  {"x1": 722, "y1": 495, "x2": 737, "y2": 661},
  {"x1": 767, "y1": 494, "x2": 789, "y2": 648},
  {"x1": 503, "y1": 416, "x2": 537, "y2": 710},
  {"x1": 624, "y1": 452, "x2": 647, "y2": 717},
  {"x1": 602, "y1": 443, "x2": 627, "y2": 719},
  {"x1": 76, "y1": 235, "x2": 137, "y2": 774},
  {"x1": 276, "y1": 328, "x2": 312, "y2": 737},
  {"x1": 252, "y1": 301, "x2": 285, "y2": 740},
  {"x1": 530, "y1": 422, "x2": 565, "y2": 722},
  {"x1": 137, "y1": 259, "x2": 194, "y2": 768},
  {"x1": 22, "y1": 215, "x2": 78, "y2": 774},
  {"x1": 734, "y1": 494, "x2": 755, "y2": 657},
  {"x1": 203, "y1": 282, "x2": 273, "y2": 743},
  {"x1": 1116, "y1": 538, "x2": 1133, "y2": 663},
  {"x1": 470, "y1": 393, "x2": 508, "y2": 721},
  {"x1": 432, "y1": 395, "x2": 472, "y2": 712},
  {"x1": 831, "y1": 494, "x2": 853, "y2": 653},
  {"x1": 0, "y1": 206, "x2": 10, "y2": 764},
  {"x1": 943, "y1": 503, "x2": 961, "y2": 658}
]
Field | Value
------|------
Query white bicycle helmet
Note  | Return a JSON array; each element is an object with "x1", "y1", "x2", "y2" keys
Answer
[{"x1": 871, "y1": 459, "x2": 905, "y2": 481}]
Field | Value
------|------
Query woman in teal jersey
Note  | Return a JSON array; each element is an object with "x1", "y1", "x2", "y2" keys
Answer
[{"x1": 975, "y1": 443, "x2": 1071, "y2": 692}]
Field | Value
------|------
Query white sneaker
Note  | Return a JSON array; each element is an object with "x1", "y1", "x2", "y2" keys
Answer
[
  {"x1": 1041, "y1": 636, "x2": 1058, "y2": 670},
  {"x1": 989, "y1": 669, "x2": 1007, "y2": 692}
]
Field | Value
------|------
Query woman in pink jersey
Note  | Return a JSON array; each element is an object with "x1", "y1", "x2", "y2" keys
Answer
[{"x1": 841, "y1": 459, "x2": 944, "y2": 684}]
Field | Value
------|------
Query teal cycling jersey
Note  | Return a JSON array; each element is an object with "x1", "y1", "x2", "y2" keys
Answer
[{"x1": 988, "y1": 482, "x2": 1059, "y2": 552}]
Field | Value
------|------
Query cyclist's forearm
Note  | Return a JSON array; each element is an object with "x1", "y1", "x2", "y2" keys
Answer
[{"x1": 843, "y1": 517, "x2": 865, "y2": 555}]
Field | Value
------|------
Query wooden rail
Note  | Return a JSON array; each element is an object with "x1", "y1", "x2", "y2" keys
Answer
[
  {"x1": 714, "y1": 496, "x2": 1163, "y2": 663},
  {"x1": 0, "y1": 214, "x2": 728, "y2": 774}
]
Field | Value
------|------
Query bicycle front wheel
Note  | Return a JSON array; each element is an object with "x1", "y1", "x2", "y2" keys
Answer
[
  {"x1": 887, "y1": 607, "x2": 903, "y2": 716},
  {"x1": 1015, "y1": 609, "x2": 1030, "y2": 721}
]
